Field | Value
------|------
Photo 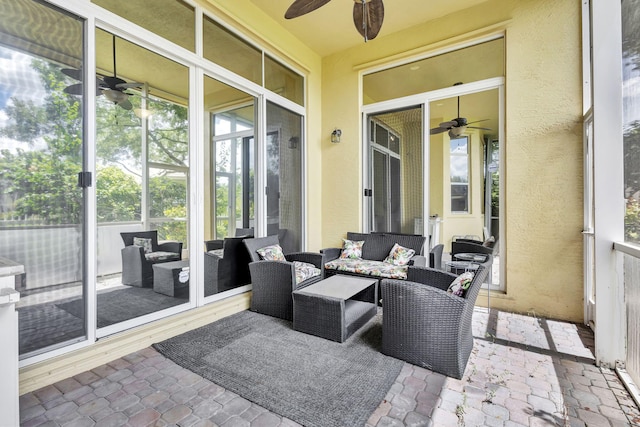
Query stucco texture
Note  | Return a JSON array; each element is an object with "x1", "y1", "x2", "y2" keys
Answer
[{"x1": 320, "y1": 0, "x2": 584, "y2": 322}]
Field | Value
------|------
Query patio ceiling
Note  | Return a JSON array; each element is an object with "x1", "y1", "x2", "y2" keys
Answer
[{"x1": 246, "y1": 0, "x2": 491, "y2": 57}]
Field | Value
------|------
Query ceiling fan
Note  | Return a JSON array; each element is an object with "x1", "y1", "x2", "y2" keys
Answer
[
  {"x1": 430, "y1": 87, "x2": 491, "y2": 138},
  {"x1": 63, "y1": 34, "x2": 142, "y2": 111},
  {"x1": 285, "y1": 0, "x2": 384, "y2": 42}
]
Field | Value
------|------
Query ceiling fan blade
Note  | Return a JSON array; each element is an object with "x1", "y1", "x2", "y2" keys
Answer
[
  {"x1": 438, "y1": 120, "x2": 457, "y2": 129},
  {"x1": 118, "y1": 99, "x2": 133, "y2": 110},
  {"x1": 116, "y1": 82, "x2": 143, "y2": 90},
  {"x1": 285, "y1": 0, "x2": 332, "y2": 19},
  {"x1": 466, "y1": 118, "x2": 490, "y2": 125},
  {"x1": 103, "y1": 76, "x2": 128, "y2": 90},
  {"x1": 63, "y1": 83, "x2": 83, "y2": 95},
  {"x1": 353, "y1": 0, "x2": 384, "y2": 41},
  {"x1": 430, "y1": 127, "x2": 448, "y2": 135},
  {"x1": 61, "y1": 68, "x2": 82, "y2": 81},
  {"x1": 467, "y1": 126, "x2": 492, "y2": 131},
  {"x1": 64, "y1": 80, "x2": 104, "y2": 96}
]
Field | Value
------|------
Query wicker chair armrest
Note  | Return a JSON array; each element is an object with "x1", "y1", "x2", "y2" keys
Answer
[
  {"x1": 204, "y1": 239, "x2": 224, "y2": 251},
  {"x1": 158, "y1": 240, "x2": 182, "y2": 254},
  {"x1": 285, "y1": 252, "x2": 324, "y2": 269},
  {"x1": 406, "y1": 266, "x2": 457, "y2": 291},
  {"x1": 122, "y1": 244, "x2": 145, "y2": 259},
  {"x1": 410, "y1": 255, "x2": 427, "y2": 267},
  {"x1": 381, "y1": 278, "x2": 466, "y2": 319},
  {"x1": 248, "y1": 260, "x2": 295, "y2": 288},
  {"x1": 320, "y1": 247, "x2": 341, "y2": 262}
]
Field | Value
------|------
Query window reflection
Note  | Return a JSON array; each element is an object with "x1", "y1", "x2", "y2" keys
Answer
[
  {"x1": 203, "y1": 75, "x2": 256, "y2": 297},
  {"x1": 95, "y1": 30, "x2": 190, "y2": 328},
  {"x1": 0, "y1": 0, "x2": 86, "y2": 357}
]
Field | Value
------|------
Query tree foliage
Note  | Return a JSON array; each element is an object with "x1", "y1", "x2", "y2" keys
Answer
[
  {"x1": 0, "y1": 56, "x2": 189, "y2": 232},
  {"x1": 623, "y1": 0, "x2": 640, "y2": 244},
  {"x1": 0, "y1": 60, "x2": 82, "y2": 224}
]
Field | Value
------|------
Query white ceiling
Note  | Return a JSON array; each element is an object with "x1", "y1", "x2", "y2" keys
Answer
[{"x1": 247, "y1": 0, "x2": 490, "y2": 57}]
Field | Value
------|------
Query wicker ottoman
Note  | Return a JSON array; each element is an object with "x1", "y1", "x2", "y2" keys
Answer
[{"x1": 152, "y1": 260, "x2": 189, "y2": 297}]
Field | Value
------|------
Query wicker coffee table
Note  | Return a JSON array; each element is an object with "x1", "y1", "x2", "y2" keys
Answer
[{"x1": 292, "y1": 275, "x2": 378, "y2": 343}]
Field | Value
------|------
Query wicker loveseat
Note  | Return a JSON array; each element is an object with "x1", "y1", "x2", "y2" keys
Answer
[{"x1": 322, "y1": 232, "x2": 428, "y2": 281}]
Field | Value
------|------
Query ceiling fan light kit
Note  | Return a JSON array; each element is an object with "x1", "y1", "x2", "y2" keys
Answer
[
  {"x1": 430, "y1": 84, "x2": 492, "y2": 137},
  {"x1": 285, "y1": 0, "x2": 384, "y2": 42}
]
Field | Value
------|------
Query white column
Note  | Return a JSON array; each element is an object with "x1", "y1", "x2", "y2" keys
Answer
[{"x1": 591, "y1": 0, "x2": 626, "y2": 367}]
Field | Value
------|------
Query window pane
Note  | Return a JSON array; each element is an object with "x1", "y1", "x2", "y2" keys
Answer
[
  {"x1": 203, "y1": 15, "x2": 262, "y2": 85},
  {"x1": 265, "y1": 55, "x2": 304, "y2": 106},
  {"x1": 0, "y1": 0, "x2": 86, "y2": 357},
  {"x1": 451, "y1": 185, "x2": 469, "y2": 212},
  {"x1": 364, "y1": 38, "x2": 504, "y2": 104},
  {"x1": 92, "y1": 0, "x2": 195, "y2": 51},
  {"x1": 266, "y1": 101, "x2": 303, "y2": 253},
  {"x1": 450, "y1": 156, "x2": 469, "y2": 183},
  {"x1": 368, "y1": 107, "x2": 422, "y2": 235},
  {"x1": 623, "y1": 0, "x2": 640, "y2": 244},
  {"x1": 95, "y1": 30, "x2": 190, "y2": 325}
]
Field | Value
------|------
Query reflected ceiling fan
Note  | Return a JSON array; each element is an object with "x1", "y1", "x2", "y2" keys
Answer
[
  {"x1": 63, "y1": 34, "x2": 142, "y2": 110},
  {"x1": 285, "y1": 0, "x2": 384, "y2": 41},
  {"x1": 430, "y1": 83, "x2": 491, "y2": 138}
]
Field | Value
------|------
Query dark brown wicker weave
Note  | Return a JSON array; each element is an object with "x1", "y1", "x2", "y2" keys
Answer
[
  {"x1": 380, "y1": 263, "x2": 489, "y2": 379},
  {"x1": 292, "y1": 276, "x2": 378, "y2": 343},
  {"x1": 243, "y1": 235, "x2": 324, "y2": 320}
]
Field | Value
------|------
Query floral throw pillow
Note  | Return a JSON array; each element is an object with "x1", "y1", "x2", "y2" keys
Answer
[
  {"x1": 293, "y1": 261, "x2": 321, "y2": 285},
  {"x1": 447, "y1": 271, "x2": 475, "y2": 297},
  {"x1": 133, "y1": 237, "x2": 153, "y2": 254},
  {"x1": 339, "y1": 239, "x2": 365, "y2": 259},
  {"x1": 256, "y1": 244, "x2": 286, "y2": 261},
  {"x1": 383, "y1": 243, "x2": 415, "y2": 266}
]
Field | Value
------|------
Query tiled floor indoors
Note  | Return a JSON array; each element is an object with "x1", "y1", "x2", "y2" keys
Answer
[{"x1": 20, "y1": 308, "x2": 640, "y2": 427}]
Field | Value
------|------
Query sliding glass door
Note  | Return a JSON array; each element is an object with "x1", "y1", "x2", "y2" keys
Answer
[
  {"x1": 367, "y1": 107, "x2": 423, "y2": 235},
  {"x1": 95, "y1": 29, "x2": 190, "y2": 328},
  {"x1": 266, "y1": 101, "x2": 303, "y2": 253},
  {"x1": 0, "y1": 1, "x2": 87, "y2": 357}
]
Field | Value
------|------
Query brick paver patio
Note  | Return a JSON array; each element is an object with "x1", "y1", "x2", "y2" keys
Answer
[{"x1": 20, "y1": 308, "x2": 640, "y2": 426}]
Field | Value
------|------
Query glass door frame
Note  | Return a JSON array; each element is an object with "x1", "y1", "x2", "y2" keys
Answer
[{"x1": 361, "y1": 77, "x2": 504, "y2": 286}]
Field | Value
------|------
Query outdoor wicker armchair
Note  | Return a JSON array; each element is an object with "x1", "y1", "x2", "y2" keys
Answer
[
  {"x1": 120, "y1": 230, "x2": 182, "y2": 288},
  {"x1": 204, "y1": 236, "x2": 252, "y2": 296},
  {"x1": 380, "y1": 264, "x2": 489, "y2": 379},
  {"x1": 244, "y1": 235, "x2": 324, "y2": 320}
]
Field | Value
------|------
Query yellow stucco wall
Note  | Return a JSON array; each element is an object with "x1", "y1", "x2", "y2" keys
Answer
[
  {"x1": 320, "y1": 0, "x2": 584, "y2": 322},
  {"x1": 204, "y1": 0, "x2": 584, "y2": 322}
]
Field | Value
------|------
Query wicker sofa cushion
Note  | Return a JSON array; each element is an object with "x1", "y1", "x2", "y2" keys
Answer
[
  {"x1": 144, "y1": 251, "x2": 180, "y2": 262},
  {"x1": 324, "y1": 259, "x2": 408, "y2": 280},
  {"x1": 447, "y1": 271, "x2": 475, "y2": 297},
  {"x1": 340, "y1": 239, "x2": 364, "y2": 259},
  {"x1": 383, "y1": 243, "x2": 415, "y2": 266}
]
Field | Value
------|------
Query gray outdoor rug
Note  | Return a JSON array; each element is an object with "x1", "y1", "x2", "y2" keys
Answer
[
  {"x1": 57, "y1": 286, "x2": 186, "y2": 328},
  {"x1": 153, "y1": 310, "x2": 404, "y2": 427}
]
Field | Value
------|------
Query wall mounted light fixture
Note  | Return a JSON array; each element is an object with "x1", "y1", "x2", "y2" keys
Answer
[
  {"x1": 331, "y1": 128, "x2": 342, "y2": 143},
  {"x1": 288, "y1": 136, "x2": 299, "y2": 149}
]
